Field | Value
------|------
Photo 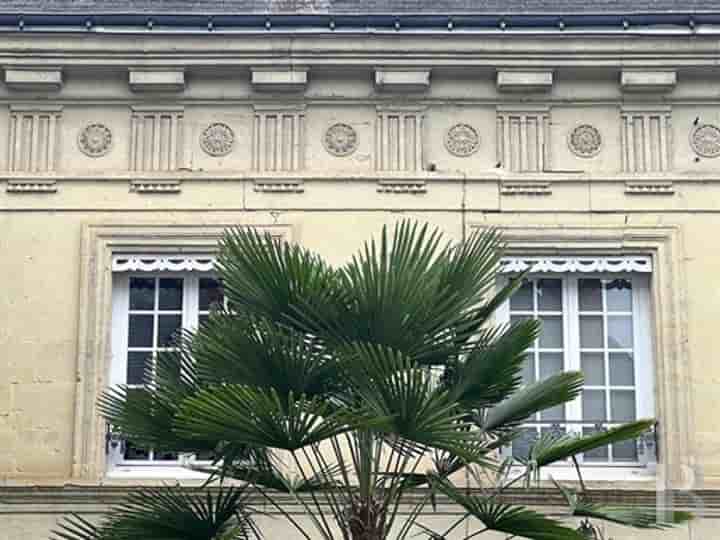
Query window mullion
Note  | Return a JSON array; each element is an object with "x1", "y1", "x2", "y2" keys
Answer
[{"x1": 566, "y1": 277, "x2": 582, "y2": 433}]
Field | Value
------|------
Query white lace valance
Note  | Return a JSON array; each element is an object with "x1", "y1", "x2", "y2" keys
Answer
[
  {"x1": 112, "y1": 254, "x2": 217, "y2": 272},
  {"x1": 499, "y1": 256, "x2": 652, "y2": 274}
]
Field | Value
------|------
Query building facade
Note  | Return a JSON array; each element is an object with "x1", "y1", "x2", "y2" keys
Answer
[{"x1": 1, "y1": 1, "x2": 720, "y2": 538}]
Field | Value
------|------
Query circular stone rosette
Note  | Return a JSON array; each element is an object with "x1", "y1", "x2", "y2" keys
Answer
[
  {"x1": 200, "y1": 122, "x2": 235, "y2": 157},
  {"x1": 568, "y1": 124, "x2": 602, "y2": 158},
  {"x1": 323, "y1": 123, "x2": 358, "y2": 157},
  {"x1": 78, "y1": 123, "x2": 112, "y2": 157},
  {"x1": 690, "y1": 124, "x2": 720, "y2": 158},
  {"x1": 444, "y1": 123, "x2": 480, "y2": 157}
]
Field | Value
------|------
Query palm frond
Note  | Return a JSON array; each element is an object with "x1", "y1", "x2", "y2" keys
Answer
[
  {"x1": 431, "y1": 478, "x2": 584, "y2": 540},
  {"x1": 52, "y1": 486, "x2": 259, "y2": 540},
  {"x1": 555, "y1": 480, "x2": 693, "y2": 529},
  {"x1": 529, "y1": 419, "x2": 655, "y2": 467},
  {"x1": 482, "y1": 371, "x2": 585, "y2": 432}
]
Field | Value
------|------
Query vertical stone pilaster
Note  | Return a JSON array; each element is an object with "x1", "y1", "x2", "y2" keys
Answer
[{"x1": 8, "y1": 104, "x2": 62, "y2": 172}]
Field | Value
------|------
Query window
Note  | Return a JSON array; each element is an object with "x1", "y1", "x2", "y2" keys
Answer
[
  {"x1": 496, "y1": 264, "x2": 655, "y2": 468},
  {"x1": 109, "y1": 272, "x2": 223, "y2": 469}
]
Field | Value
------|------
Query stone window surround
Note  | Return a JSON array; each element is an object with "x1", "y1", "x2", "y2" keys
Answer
[{"x1": 74, "y1": 221, "x2": 692, "y2": 489}]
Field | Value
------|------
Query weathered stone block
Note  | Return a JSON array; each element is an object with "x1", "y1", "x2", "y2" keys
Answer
[
  {"x1": 251, "y1": 67, "x2": 308, "y2": 92},
  {"x1": 374, "y1": 68, "x2": 430, "y2": 92},
  {"x1": 4, "y1": 68, "x2": 63, "y2": 91},
  {"x1": 496, "y1": 70, "x2": 553, "y2": 92},
  {"x1": 621, "y1": 70, "x2": 677, "y2": 92},
  {"x1": 129, "y1": 68, "x2": 185, "y2": 92}
]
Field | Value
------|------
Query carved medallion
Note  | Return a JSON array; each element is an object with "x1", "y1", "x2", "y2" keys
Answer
[
  {"x1": 200, "y1": 122, "x2": 235, "y2": 157},
  {"x1": 78, "y1": 123, "x2": 112, "y2": 157},
  {"x1": 568, "y1": 124, "x2": 602, "y2": 158},
  {"x1": 323, "y1": 123, "x2": 358, "y2": 157},
  {"x1": 690, "y1": 124, "x2": 720, "y2": 158},
  {"x1": 444, "y1": 123, "x2": 480, "y2": 157}
]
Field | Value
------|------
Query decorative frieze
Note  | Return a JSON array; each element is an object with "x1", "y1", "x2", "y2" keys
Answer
[
  {"x1": 376, "y1": 179, "x2": 427, "y2": 194},
  {"x1": 500, "y1": 255, "x2": 652, "y2": 274},
  {"x1": 4, "y1": 67, "x2": 63, "y2": 91},
  {"x1": 130, "y1": 179, "x2": 181, "y2": 193},
  {"x1": 375, "y1": 106, "x2": 425, "y2": 172},
  {"x1": 500, "y1": 180, "x2": 551, "y2": 196},
  {"x1": 568, "y1": 124, "x2": 602, "y2": 158},
  {"x1": 78, "y1": 123, "x2": 113, "y2": 158},
  {"x1": 496, "y1": 105, "x2": 550, "y2": 172},
  {"x1": 8, "y1": 104, "x2": 62, "y2": 172},
  {"x1": 620, "y1": 106, "x2": 672, "y2": 173},
  {"x1": 496, "y1": 70, "x2": 553, "y2": 93},
  {"x1": 444, "y1": 123, "x2": 480, "y2": 157},
  {"x1": 129, "y1": 106, "x2": 184, "y2": 171},
  {"x1": 324, "y1": 123, "x2": 358, "y2": 157},
  {"x1": 625, "y1": 180, "x2": 675, "y2": 195},
  {"x1": 253, "y1": 179, "x2": 305, "y2": 193},
  {"x1": 252, "y1": 105, "x2": 305, "y2": 172},
  {"x1": 129, "y1": 68, "x2": 185, "y2": 93}
]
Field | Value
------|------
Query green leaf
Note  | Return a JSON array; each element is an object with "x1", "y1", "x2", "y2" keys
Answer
[
  {"x1": 530, "y1": 419, "x2": 655, "y2": 467},
  {"x1": 555, "y1": 480, "x2": 693, "y2": 529},
  {"x1": 175, "y1": 386, "x2": 370, "y2": 451},
  {"x1": 431, "y1": 478, "x2": 584, "y2": 540},
  {"x1": 482, "y1": 371, "x2": 585, "y2": 432},
  {"x1": 50, "y1": 515, "x2": 103, "y2": 540}
]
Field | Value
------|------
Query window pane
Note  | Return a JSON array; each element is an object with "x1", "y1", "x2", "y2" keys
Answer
[
  {"x1": 583, "y1": 426, "x2": 609, "y2": 461},
  {"x1": 159, "y1": 278, "x2": 183, "y2": 310},
  {"x1": 581, "y1": 352, "x2": 605, "y2": 386},
  {"x1": 124, "y1": 441, "x2": 150, "y2": 460},
  {"x1": 129, "y1": 277, "x2": 155, "y2": 310},
  {"x1": 127, "y1": 351, "x2": 151, "y2": 385},
  {"x1": 539, "y1": 316, "x2": 563, "y2": 348},
  {"x1": 158, "y1": 315, "x2": 182, "y2": 346},
  {"x1": 582, "y1": 389, "x2": 606, "y2": 421},
  {"x1": 199, "y1": 278, "x2": 224, "y2": 311},
  {"x1": 609, "y1": 353, "x2": 635, "y2": 386},
  {"x1": 511, "y1": 427, "x2": 538, "y2": 459},
  {"x1": 128, "y1": 314, "x2": 154, "y2": 347},
  {"x1": 199, "y1": 314, "x2": 209, "y2": 327},
  {"x1": 611, "y1": 390, "x2": 636, "y2": 422},
  {"x1": 521, "y1": 353, "x2": 536, "y2": 385},
  {"x1": 612, "y1": 439, "x2": 638, "y2": 462},
  {"x1": 537, "y1": 279, "x2": 562, "y2": 311},
  {"x1": 539, "y1": 352, "x2": 563, "y2": 380},
  {"x1": 154, "y1": 450, "x2": 179, "y2": 461},
  {"x1": 580, "y1": 316, "x2": 604, "y2": 348},
  {"x1": 579, "y1": 279, "x2": 602, "y2": 311},
  {"x1": 541, "y1": 404, "x2": 565, "y2": 421},
  {"x1": 510, "y1": 279, "x2": 533, "y2": 311},
  {"x1": 608, "y1": 316, "x2": 633, "y2": 349},
  {"x1": 606, "y1": 279, "x2": 632, "y2": 312}
]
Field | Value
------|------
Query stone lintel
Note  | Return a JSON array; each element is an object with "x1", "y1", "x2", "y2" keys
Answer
[
  {"x1": 496, "y1": 70, "x2": 553, "y2": 93},
  {"x1": 251, "y1": 67, "x2": 308, "y2": 92},
  {"x1": 621, "y1": 70, "x2": 677, "y2": 93},
  {"x1": 129, "y1": 68, "x2": 185, "y2": 93},
  {"x1": 4, "y1": 67, "x2": 63, "y2": 91},
  {"x1": 374, "y1": 68, "x2": 430, "y2": 93}
]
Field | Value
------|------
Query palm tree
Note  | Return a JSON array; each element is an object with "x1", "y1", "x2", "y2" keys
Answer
[{"x1": 54, "y1": 221, "x2": 691, "y2": 540}]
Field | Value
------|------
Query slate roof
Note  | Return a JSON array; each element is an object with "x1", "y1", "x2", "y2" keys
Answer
[{"x1": 3, "y1": 0, "x2": 720, "y2": 14}]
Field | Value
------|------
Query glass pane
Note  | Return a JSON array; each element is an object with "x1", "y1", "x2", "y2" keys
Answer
[
  {"x1": 537, "y1": 279, "x2": 562, "y2": 311},
  {"x1": 199, "y1": 278, "x2": 223, "y2": 311},
  {"x1": 541, "y1": 404, "x2": 565, "y2": 421},
  {"x1": 199, "y1": 314, "x2": 209, "y2": 327},
  {"x1": 539, "y1": 352, "x2": 563, "y2": 380},
  {"x1": 608, "y1": 316, "x2": 633, "y2": 349},
  {"x1": 127, "y1": 351, "x2": 151, "y2": 385},
  {"x1": 581, "y1": 352, "x2": 605, "y2": 386},
  {"x1": 606, "y1": 279, "x2": 633, "y2": 312},
  {"x1": 579, "y1": 279, "x2": 603, "y2": 311},
  {"x1": 129, "y1": 277, "x2": 155, "y2": 310},
  {"x1": 580, "y1": 316, "x2": 604, "y2": 349},
  {"x1": 155, "y1": 450, "x2": 179, "y2": 461},
  {"x1": 128, "y1": 314, "x2": 154, "y2": 347},
  {"x1": 541, "y1": 425, "x2": 566, "y2": 439},
  {"x1": 539, "y1": 316, "x2": 563, "y2": 348},
  {"x1": 511, "y1": 427, "x2": 538, "y2": 460},
  {"x1": 511, "y1": 314, "x2": 532, "y2": 326},
  {"x1": 124, "y1": 441, "x2": 150, "y2": 460},
  {"x1": 510, "y1": 279, "x2": 533, "y2": 311},
  {"x1": 611, "y1": 390, "x2": 636, "y2": 422},
  {"x1": 521, "y1": 353, "x2": 536, "y2": 385},
  {"x1": 159, "y1": 278, "x2": 183, "y2": 310},
  {"x1": 158, "y1": 315, "x2": 182, "y2": 346},
  {"x1": 613, "y1": 439, "x2": 639, "y2": 462},
  {"x1": 609, "y1": 353, "x2": 635, "y2": 386},
  {"x1": 582, "y1": 389, "x2": 606, "y2": 422},
  {"x1": 583, "y1": 426, "x2": 609, "y2": 461}
]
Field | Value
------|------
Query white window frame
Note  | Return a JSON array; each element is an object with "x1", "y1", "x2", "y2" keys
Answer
[
  {"x1": 108, "y1": 271, "x2": 219, "y2": 479},
  {"x1": 496, "y1": 272, "x2": 657, "y2": 481}
]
